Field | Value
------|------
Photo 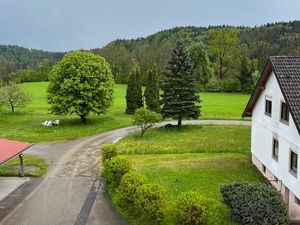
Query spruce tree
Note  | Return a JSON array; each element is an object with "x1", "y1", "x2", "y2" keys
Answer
[
  {"x1": 238, "y1": 56, "x2": 253, "y2": 93},
  {"x1": 125, "y1": 68, "x2": 143, "y2": 114},
  {"x1": 161, "y1": 40, "x2": 200, "y2": 127},
  {"x1": 144, "y1": 64, "x2": 160, "y2": 113}
]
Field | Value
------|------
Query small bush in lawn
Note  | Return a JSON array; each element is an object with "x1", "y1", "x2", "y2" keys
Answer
[
  {"x1": 102, "y1": 156, "x2": 131, "y2": 188},
  {"x1": 220, "y1": 182, "x2": 289, "y2": 225},
  {"x1": 101, "y1": 144, "x2": 118, "y2": 163},
  {"x1": 175, "y1": 192, "x2": 215, "y2": 225},
  {"x1": 116, "y1": 172, "x2": 147, "y2": 211},
  {"x1": 135, "y1": 183, "x2": 166, "y2": 225}
]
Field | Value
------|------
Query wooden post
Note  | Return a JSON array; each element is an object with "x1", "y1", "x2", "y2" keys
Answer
[{"x1": 19, "y1": 153, "x2": 24, "y2": 177}]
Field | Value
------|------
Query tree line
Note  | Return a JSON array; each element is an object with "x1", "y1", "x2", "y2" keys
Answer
[
  {"x1": 1, "y1": 21, "x2": 300, "y2": 93},
  {"x1": 92, "y1": 20, "x2": 300, "y2": 93}
]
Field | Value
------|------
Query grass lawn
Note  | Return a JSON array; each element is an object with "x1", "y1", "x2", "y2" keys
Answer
[
  {"x1": 0, "y1": 154, "x2": 48, "y2": 177},
  {"x1": 116, "y1": 125, "x2": 251, "y2": 155},
  {"x1": 0, "y1": 82, "x2": 250, "y2": 142},
  {"x1": 113, "y1": 125, "x2": 264, "y2": 225}
]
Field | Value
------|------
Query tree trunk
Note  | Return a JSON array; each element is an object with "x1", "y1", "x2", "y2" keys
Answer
[
  {"x1": 219, "y1": 53, "x2": 223, "y2": 80},
  {"x1": 177, "y1": 115, "x2": 182, "y2": 128},
  {"x1": 80, "y1": 115, "x2": 87, "y2": 123},
  {"x1": 11, "y1": 105, "x2": 14, "y2": 113}
]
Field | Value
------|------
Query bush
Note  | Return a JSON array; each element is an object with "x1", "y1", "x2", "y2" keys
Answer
[
  {"x1": 175, "y1": 192, "x2": 215, "y2": 225},
  {"x1": 135, "y1": 183, "x2": 166, "y2": 225},
  {"x1": 101, "y1": 144, "x2": 118, "y2": 163},
  {"x1": 222, "y1": 77, "x2": 241, "y2": 92},
  {"x1": 133, "y1": 108, "x2": 161, "y2": 137},
  {"x1": 116, "y1": 172, "x2": 147, "y2": 211},
  {"x1": 220, "y1": 182, "x2": 288, "y2": 225},
  {"x1": 102, "y1": 156, "x2": 131, "y2": 188},
  {"x1": 206, "y1": 76, "x2": 221, "y2": 92}
]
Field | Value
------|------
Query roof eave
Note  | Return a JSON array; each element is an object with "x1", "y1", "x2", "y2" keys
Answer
[{"x1": 241, "y1": 61, "x2": 273, "y2": 118}]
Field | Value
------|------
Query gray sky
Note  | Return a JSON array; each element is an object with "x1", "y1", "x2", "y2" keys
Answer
[{"x1": 1, "y1": 0, "x2": 300, "y2": 52}]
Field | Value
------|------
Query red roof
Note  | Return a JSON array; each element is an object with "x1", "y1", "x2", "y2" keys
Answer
[{"x1": 0, "y1": 139, "x2": 32, "y2": 165}]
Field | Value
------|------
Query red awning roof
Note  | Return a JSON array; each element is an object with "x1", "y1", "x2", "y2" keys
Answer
[{"x1": 0, "y1": 139, "x2": 32, "y2": 165}]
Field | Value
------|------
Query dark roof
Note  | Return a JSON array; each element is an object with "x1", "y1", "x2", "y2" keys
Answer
[{"x1": 242, "y1": 56, "x2": 300, "y2": 134}]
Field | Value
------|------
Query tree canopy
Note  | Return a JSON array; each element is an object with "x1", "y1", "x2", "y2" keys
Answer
[
  {"x1": 144, "y1": 64, "x2": 160, "y2": 113},
  {"x1": 47, "y1": 51, "x2": 114, "y2": 122},
  {"x1": 125, "y1": 67, "x2": 143, "y2": 114}
]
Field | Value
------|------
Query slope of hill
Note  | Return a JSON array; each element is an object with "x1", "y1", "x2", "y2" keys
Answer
[
  {"x1": 92, "y1": 21, "x2": 300, "y2": 84},
  {"x1": 0, "y1": 45, "x2": 64, "y2": 69}
]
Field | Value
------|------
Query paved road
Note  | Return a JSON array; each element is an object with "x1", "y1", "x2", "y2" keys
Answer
[{"x1": 0, "y1": 120, "x2": 250, "y2": 225}]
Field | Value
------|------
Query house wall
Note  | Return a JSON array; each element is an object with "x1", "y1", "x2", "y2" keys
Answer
[{"x1": 251, "y1": 71, "x2": 300, "y2": 221}]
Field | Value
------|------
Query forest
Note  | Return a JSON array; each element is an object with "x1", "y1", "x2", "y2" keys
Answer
[{"x1": 1, "y1": 20, "x2": 300, "y2": 92}]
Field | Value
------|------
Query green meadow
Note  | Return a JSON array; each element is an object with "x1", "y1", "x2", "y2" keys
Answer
[
  {"x1": 0, "y1": 82, "x2": 250, "y2": 142},
  {"x1": 113, "y1": 125, "x2": 263, "y2": 224}
]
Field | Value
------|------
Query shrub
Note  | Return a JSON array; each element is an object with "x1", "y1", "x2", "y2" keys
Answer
[
  {"x1": 175, "y1": 192, "x2": 215, "y2": 225},
  {"x1": 101, "y1": 144, "x2": 118, "y2": 163},
  {"x1": 222, "y1": 77, "x2": 241, "y2": 92},
  {"x1": 102, "y1": 156, "x2": 131, "y2": 188},
  {"x1": 206, "y1": 76, "x2": 221, "y2": 92},
  {"x1": 116, "y1": 172, "x2": 147, "y2": 211},
  {"x1": 135, "y1": 183, "x2": 166, "y2": 225},
  {"x1": 220, "y1": 182, "x2": 289, "y2": 225},
  {"x1": 133, "y1": 108, "x2": 161, "y2": 137}
]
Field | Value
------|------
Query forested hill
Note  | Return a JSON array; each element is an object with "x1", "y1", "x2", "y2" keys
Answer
[
  {"x1": 1, "y1": 21, "x2": 300, "y2": 91},
  {"x1": 0, "y1": 45, "x2": 64, "y2": 69},
  {"x1": 91, "y1": 21, "x2": 300, "y2": 85}
]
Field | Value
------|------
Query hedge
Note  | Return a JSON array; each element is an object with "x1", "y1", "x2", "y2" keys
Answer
[{"x1": 220, "y1": 182, "x2": 289, "y2": 225}]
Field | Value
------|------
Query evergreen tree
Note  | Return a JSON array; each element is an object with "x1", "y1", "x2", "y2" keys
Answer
[
  {"x1": 144, "y1": 64, "x2": 160, "y2": 113},
  {"x1": 161, "y1": 40, "x2": 200, "y2": 127},
  {"x1": 238, "y1": 56, "x2": 253, "y2": 93},
  {"x1": 125, "y1": 67, "x2": 143, "y2": 114}
]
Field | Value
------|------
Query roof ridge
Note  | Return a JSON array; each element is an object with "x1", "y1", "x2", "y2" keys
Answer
[{"x1": 270, "y1": 56, "x2": 300, "y2": 58}]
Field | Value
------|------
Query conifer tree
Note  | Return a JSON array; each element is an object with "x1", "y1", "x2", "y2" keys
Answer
[
  {"x1": 144, "y1": 64, "x2": 160, "y2": 113},
  {"x1": 161, "y1": 40, "x2": 200, "y2": 127},
  {"x1": 125, "y1": 67, "x2": 143, "y2": 114},
  {"x1": 238, "y1": 56, "x2": 253, "y2": 93}
]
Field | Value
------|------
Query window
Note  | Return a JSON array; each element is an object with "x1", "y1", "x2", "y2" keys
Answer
[
  {"x1": 272, "y1": 139, "x2": 279, "y2": 161},
  {"x1": 262, "y1": 164, "x2": 266, "y2": 173},
  {"x1": 290, "y1": 151, "x2": 298, "y2": 175},
  {"x1": 295, "y1": 197, "x2": 300, "y2": 205},
  {"x1": 265, "y1": 99, "x2": 272, "y2": 116},
  {"x1": 280, "y1": 102, "x2": 289, "y2": 123}
]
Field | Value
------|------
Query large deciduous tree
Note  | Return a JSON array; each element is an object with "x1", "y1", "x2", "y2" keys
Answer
[
  {"x1": 209, "y1": 28, "x2": 239, "y2": 80},
  {"x1": 188, "y1": 42, "x2": 213, "y2": 90},
  {"x1": 144, "y1": 64, "x2": 160, "y2": 113},
  {"x1": 125, "y1": 67, "x2": 143, "y2": 114},
  {"x1": 47, "y1": 51, "x2": 114, "y2": 123},
  {"x1": 161, "y1": 40, "x2": 200, "y2": 127}
]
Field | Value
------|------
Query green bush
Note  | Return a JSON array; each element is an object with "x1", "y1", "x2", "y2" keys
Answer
[
  {"x1": 101, "y1": 144, "x2": 118, "y2": 163},
  {"x1": 135, "y1": 183, "x2": 166, "y2": 225},
  {"x1": 175, "y1": 192, "x2": 215, "y2": 225},
  {"x1": 220, "y1": 182, "x2": 288, "y2": 225},
  {"x1": 116, "y1": 172, "x2": 147, "y2": 211},
  {"x1": 133, "y1": 108, "x2": 161, "y2": 137},
  {"x1": 102, "y1": 156, "x2": 131, "y2": 188},
  {"x1": 206, "y1": 76, "x2": 221, "y2": 92},
  {"x1": 222, "y1": 77, "x2": 241, "y2": 93}
]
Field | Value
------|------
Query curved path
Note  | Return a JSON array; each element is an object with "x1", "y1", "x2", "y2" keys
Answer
[{"x1": 0, "y1": 120, "x2": 250, "y2": 225}]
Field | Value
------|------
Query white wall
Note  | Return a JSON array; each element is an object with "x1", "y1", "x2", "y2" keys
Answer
[{"x1": 252, "y1": 71, "x2": 300, "y2": 199}]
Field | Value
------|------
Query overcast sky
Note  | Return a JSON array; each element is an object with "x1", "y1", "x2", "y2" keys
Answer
[{"x1": 1, "y1": 0, "x2": 300, "y2": 52}]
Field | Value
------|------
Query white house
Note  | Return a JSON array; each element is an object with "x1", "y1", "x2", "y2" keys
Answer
[{"x1": 243, "y1": 56, "x2": 300, "y2": 222}]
